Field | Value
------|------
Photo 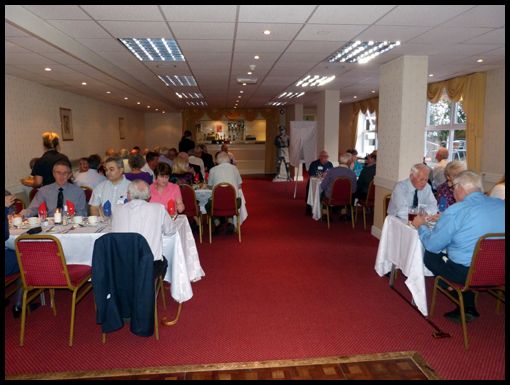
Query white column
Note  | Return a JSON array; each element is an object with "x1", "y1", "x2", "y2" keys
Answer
[
  {"x1": 317, "y1": 90, "x2": 340, "y2": 165},
  {"x1": 286, "y1": 104, "x2": 304, "y2": 180}
]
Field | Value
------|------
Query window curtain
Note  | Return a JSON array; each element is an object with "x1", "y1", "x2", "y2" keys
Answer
[
  {"x1": 348, "y1": 97, "x2": 379, "y2": 149},
  {"x1": 426, "y1": 73, "x2": 485, "y2": 171}
]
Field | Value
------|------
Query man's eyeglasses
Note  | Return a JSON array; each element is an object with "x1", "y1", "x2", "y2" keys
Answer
[
  {"x1": 452, "y1": 183, "x2": 459, "y2": 189},
  {"x1": 54, "y1": 171, "x2": 70, "y2": 176}
]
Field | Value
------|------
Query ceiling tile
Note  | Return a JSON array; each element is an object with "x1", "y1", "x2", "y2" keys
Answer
[
  {"x1": 46, "y1": 20, "x2": 112, "y2": 39},
  {"x1": 5, "y1": 36, "x2": 61, "y2": 53},
  {"x1": 80, "y1": 5, "x2": 164, "y2": 21},
  {"x1": 286, "y1": 40, "x2": 346, "y2": 54},
  {"x1": 178, "y1": 39, "x2": 233, "y2": 53},
  {"x1": 234, "y1": 40, "x2": 289, "y2": 53},
  {"x1": 161, "y1": 5, "x2": 237, "y2": 22},
  {"x1": 296, "y1": 24, "x2": 369, "y2": 41},
  {"x1": 21, "y1": 5, "x2": 90, "y2": 20},
  {"x1": 445, "y1": 5, "x2": 506, "y2": 28},
  {"x1": 170, "y1": 22, "x2": 235, "y2": 40},
  {"x1": 462, "y1": 28, "x2": 505, "y2": 45},
  {"x1": 309, "y1": 5, "x2": 397, "y2": 25},
  {"x1": 410, "y1": 27, "x2": 496, "y2": 45},
  {"x1": 375, "y1": 5, "x2": 476, "y2": 26},
  {"x1": 238, "y1": 5, "x2": 316, "y2": 23},
  {"x1": 75, "y1": 38, "x2": 128, "y2": 52},
  {"x1": 236, "y1": 23, "x2": 302, "y2": 41},
  {"x1": 354, "y1": 25, "x2": 430, "y2": 43},
  {"x1": 97, "y1": 21, "x2": 172, "y2": 38}
]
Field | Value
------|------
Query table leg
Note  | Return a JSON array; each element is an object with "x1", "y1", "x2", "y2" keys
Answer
[{"x1": 389, "y1": 263, "x2": 396, "y2": 288}]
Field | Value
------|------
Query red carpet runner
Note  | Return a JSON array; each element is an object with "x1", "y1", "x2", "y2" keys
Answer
[{"x1": 5, "y1": 175, "x2": 505, "y2": 379}]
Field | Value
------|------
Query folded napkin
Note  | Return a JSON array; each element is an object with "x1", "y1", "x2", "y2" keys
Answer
[
  {"x1": 103, "y1": 200, "x2": 111, "y2": 217},
  {"x1": 66, "y1": 200, "x2": 75, "y2": 215},
  {"x1": 38, "y1": 202, "x2": 47, "y2": 215},
  {"x1": 167, "y1": 199, "x2": 175, "y2": 216},
  {"x1": 194, "y1": 172, "x2": 200, "y2": 183}
]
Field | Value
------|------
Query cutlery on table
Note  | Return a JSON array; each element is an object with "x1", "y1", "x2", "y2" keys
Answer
[
  {"x1": 45, "y1": 226, "x2": 54, "y2": 232},
  {"x1": 63, "y1": 225, "x2": 77, "y2": 234}
]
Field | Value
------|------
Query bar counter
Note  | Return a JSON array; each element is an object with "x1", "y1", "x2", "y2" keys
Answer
[{"x1": 198, "y1": 141, "x2": 266, "y2": 175}]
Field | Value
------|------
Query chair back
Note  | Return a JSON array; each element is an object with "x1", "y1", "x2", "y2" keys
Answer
[
  {"x1": 15, "y1": 235, "x2": 71, "y2": 288},
  {"x1": 211, "y1": 183, "x2": 237, "y2": 217},
  {"x1": 383, "y1": 193, "x2": 392, "y2": 220},
  {"x1": 81, "y1": 186, "x2": 93, "y2": 203},
  {"x1": 464, "y1": 233, "x2": 505, "y2": 290},
  {"x1": 328, "y1": 177, "x2": 352, "y2": 206},
  {"x1": 179, "y1": 184, "x2": 199, "y2": 217},
  {"x1": 29, "y1": 188, "x2": 39, "y2": 202},
  {"x1": 14, "y1": 198, "x2": 25, "y2": 214},
  {"x1": 363, "y1": 180, "x2": 376, "y2": 205}
]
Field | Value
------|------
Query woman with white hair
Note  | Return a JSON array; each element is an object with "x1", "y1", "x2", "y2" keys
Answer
[
  {"x1": 488, "y1": 173, "x2": 505, "y2": 200},
  {"x1": 435, "y1": 160, "x2": 466, "y2": 209}
]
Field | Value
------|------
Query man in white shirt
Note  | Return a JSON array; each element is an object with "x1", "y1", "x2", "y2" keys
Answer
[
  {"x1": 111, "y1": 180, "x2": 177, "y2": 279},
  {"x1": 188, "y1": 148, "x2": 205, "y2": 180},
  {"x1": 157, "y1": 147, "x2": 173, "y2": 167},
  {"x1": 89, "y1": 157, "x2": 130, "y2": 216},
  {"x1": 207, "y1": 151, "x2": 243, "y2": 235},
  {"x1": 432, "y1": 148, "x2": 449, "y2": 189},
  {"x1": 74, "y1": 155, "x2": 107, "y2": 189},
  {"x1": 221, "y1": 144, "x2": 237, "y2": 166}
]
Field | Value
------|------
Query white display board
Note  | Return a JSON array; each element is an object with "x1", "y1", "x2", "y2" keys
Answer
[{"x1": 289, "y1": 121, "x2": 317, "y2": 171}]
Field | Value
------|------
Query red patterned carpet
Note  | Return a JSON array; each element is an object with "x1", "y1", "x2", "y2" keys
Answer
[{"x1": 5, "y1": 175, "x2": 505, "y2": 380}]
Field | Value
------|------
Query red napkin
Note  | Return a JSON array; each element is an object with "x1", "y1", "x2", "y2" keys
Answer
[
  {"x1": 66, "y1": 200, "x2": 75, "y2": 215},
  {"x1": 38, "y1": 202, "x2": 47, "y2": 215},
  {"x1": 205, "y1": 172, "x2": 209, "y2": 184},
  {"x1": 167, "y1": 199, "x2": 175, "y2": 216},
  {"x1": 194, "y1": 172, "x2": 200, "y2": 183}
]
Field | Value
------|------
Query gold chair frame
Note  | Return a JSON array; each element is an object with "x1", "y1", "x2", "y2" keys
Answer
[{"x1": 355, "y1": 179, "x2": 375, "y2": 230}]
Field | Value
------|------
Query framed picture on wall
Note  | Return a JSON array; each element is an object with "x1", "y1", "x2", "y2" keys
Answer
[
  {"x1": 60, "y1": 108, "x2": 73, "y2": 141},
  {"x1": 119, "y1": 117, "x2": 125, "y2": 139}
]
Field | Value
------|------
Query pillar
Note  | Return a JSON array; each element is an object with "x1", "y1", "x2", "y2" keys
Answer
[
  {"x1": 287, "y1": 104, "x2": 304, "y2": 180},
  {"x1": 317, "y1": 90, "x2": 340, "y2": 165}
]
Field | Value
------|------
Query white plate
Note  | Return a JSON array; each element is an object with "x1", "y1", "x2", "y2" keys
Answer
[
  {"x1": 20, "y1": 223, "x2": 42, "y2": 228},
  {"x1": 45, "y1": 228, "x2": 61, "y2": 233},
  {"x1": 81, "y1": 223, "x2": 99, "y2": 227}
]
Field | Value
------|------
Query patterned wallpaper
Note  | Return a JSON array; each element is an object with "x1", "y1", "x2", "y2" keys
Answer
[
  {"x1": 5, "y1": 74, "x2": 146, "y2": 191},
  {"x1": 481, "y1": 67, "x2": 505, "y2": 177}
]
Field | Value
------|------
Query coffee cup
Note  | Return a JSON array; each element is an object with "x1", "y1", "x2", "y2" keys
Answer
[
  {"x1": 88, "y1": 216, "x2": 98, "y2": 224},
  {"x1": 12, "y1": 217, "x2": 23, "y2": 226},
  {"x1": 73, "y1": 216, "x2": 83, "y2": 224},
  {"x1": 28, "y1": 217, "x2": 40, "y2": 226}
]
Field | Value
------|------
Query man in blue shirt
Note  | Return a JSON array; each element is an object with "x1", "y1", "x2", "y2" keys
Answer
[
  {"x1": 305, "y1": 151, "x2": 333, "y2": 216},
  {"x1": 412, "y1": 170, "x2": 505, "y2": 324}
]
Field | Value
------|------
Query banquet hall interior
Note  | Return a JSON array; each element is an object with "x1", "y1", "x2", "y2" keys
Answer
[{"x1": 5, "y1": 5, "x2": 505, "y2": 380}]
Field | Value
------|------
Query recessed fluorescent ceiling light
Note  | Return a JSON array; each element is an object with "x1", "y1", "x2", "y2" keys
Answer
[
  {"x1": 187, "y1": 101, "x2": 208, "y2": 106},
  {"x1": 176, "y1": 92, "x2": 204, "y2": 99},
  {"x1": 119, "y1": 38, "x2": 185, "y2": 62},
  {"x1": 278, "y1": 92, "x2": 305, "y2": 99},
  {"x1": 295, "y1": 75, "x2": 335, "y2": 87},
  {"x1": 266, "y1": 102, "x2": 286, "y2": 106},
  {"x1": 158, "y1": 75, "x2": 197, "y2": 86},
  {"x1": 325, "y1": 41, "x2": 400, "y2": 64}
]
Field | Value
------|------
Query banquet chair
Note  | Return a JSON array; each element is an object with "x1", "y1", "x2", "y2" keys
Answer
[
  {"x1": 179, "y1": 184, "x2": 202, "y2": 243},
  {"x1": 383, "y1": 193, "x2": 392, "y2": 221},
  {"x1": 81, "y1": 186, "x2": 93, "y2": 203},
  {"x1": 5, "y1": 273, "x2": 22, "y2": 300},
  {"x1": 14, "y1": 235, "x2": 92, "y2": 347},
  {"x1": 321, "y1": 177, "x2": 354, "y2": 229},
  {"x1": 208, "y1": 183, "x2": 241, "y2": 243},
  {"x1": 14, "y1": 197, "x2": 25, "y2": 214},
  {"x1": 29, "y1": 188, "x2": 39, "y2": 202},
  {"x1": 92, "y1": 233, "x2": 167, "y2": 342},
  {"x1": 430, "y1": 233, "x2": 505, "y2": 350},
  {"x1": 355, "y1": 179, "x2": 375, "y2": 230}
]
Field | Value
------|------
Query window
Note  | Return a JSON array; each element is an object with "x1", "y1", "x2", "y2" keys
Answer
[
  {"x1": 355, "y1": 110, "x2": 377, "y2": 157},
  {"x1": 424, "y1": 95, "x2": 466, "y2": 168}
]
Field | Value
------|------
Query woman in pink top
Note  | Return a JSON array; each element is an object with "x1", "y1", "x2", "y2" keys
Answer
[{"x1": 149, "y1": 162, "x2": 185, "y2": 213}]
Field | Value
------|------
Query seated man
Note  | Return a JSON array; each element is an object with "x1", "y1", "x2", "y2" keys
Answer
[
  {"x1": 20, "y1": 161, "x2": 87, "y2": 218},
  {"x1": 158, "y1": 147, "x2": 173, "y2": 167},
  {"x1": 431, "y1": 148, "x2": 449, "y2": 189},
  {"x1": 207, "y1": 151, "x2": 243, "y2": 235},
  {"x1": 188, "y1": 148, "x2": 205, "y2": 180},
  {"x1": 305, "y1": 151, "x2": 333, "y2": 216},
  {"x1": 320, "y1": 153, "x2": 357, "y2": 220},
  {"x1": 89, "y1": 157, "x2": 130, "y2": 216},
  {"x1": 387, "y1": 163, "x2": 438, "y2": 217},
  {"x1": 353, "y1": 152, "x2": 377, "y2": 201},
  {"x1": 111, "y1": 180, "x2": 177, "y2": 279},
  {"x1": 196, "y1": 145, "x2": 214, "y2": 173},
  {"x1": 412, "y1": 170, "x2": 505, "y2": 324},
  {"x1": 74, "y1": 154, "x2": 107, "y2": 189},
  {"x1": 221, "y1": 144, "x2": 237, "y2": 166},
  {"x1": 178, "y1": 152, "x2": 204, "y2": 183}
]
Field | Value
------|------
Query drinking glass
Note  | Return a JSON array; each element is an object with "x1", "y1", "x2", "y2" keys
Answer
[{"x1": 408, "y1": 207, "x2": 419, "y2": 225}]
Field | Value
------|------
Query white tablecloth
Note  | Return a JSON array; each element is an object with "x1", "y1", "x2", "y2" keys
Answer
[
  {"x1": 194, "y1": 188, "x2": 248, "y2": 228},
  {"x1": 6, "y1": 216, "x2": 204, "y2": 303},
  {"x1": 306, "y1": 177, "x2": 323, "y2": 220},
  {"x1": 374, "y1": 215, "x2": 434, "y2": 316}
]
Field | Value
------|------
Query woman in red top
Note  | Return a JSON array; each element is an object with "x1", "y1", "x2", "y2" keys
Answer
[{"x1": 149, "y1": 162, "x2": 185, "y2": 213}]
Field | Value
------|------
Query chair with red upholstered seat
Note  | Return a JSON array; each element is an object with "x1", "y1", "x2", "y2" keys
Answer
[
  {"x1": 321, "y1": 177, "x2": 354, "y2": 229},
  {"x1": 179, "y1": 184, "x2": 202, "y2": 243},
  {"x1": 15, "y1": 235, "x2": 93, "y2": 347},
  {"x1": 81, "y1": 186, "x2": 93, "y2": 203},
  {"x1": 208, "y1": 183, "x2": 241, "y2": 243},
  {"x1": 430, "y1": 233, "x2": 505, "y2": 350},
  {"x1": 355, "y1": 179, "x2": 375, "y2": 230},
  {"x1": 29, "y1": 188, "x2": 39, "y2": 202}
]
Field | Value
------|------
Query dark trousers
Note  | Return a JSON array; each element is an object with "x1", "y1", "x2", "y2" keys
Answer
[
  {"x1": 424, "y1": 250, "x2": 475, "y2": 307},
  {"x1": 153, "y1": 256, "x2": 168, "y2": 280}
]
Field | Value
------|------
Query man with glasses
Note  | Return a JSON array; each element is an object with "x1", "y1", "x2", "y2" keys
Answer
[
  {"x1": 387, "y1": 163, "x2": 438, "y2": 217},
  {"x1": 19, "y1": 161, "x2": 87, "y2": 218}
]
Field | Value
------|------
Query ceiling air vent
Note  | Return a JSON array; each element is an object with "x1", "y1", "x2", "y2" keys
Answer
[{"x1": 237, "y1": 78, "x2": 257, "y2": 84}]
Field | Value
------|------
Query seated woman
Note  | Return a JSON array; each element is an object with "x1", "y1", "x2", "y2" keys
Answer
[
  {"x1": 435, "y1": 160, "x2": 466, "y2": 209},
  {"x1": 149, "y1": 162, "x2": 184, "y2": 214},
  {"x1": 488, "y1": 173, "x2": 505, "y2": 200},
  {"x1": 169, "y1": 157, "x2": 194, "y2": 185},
  {"x1": 125, "y1": 153, "x2": 152, "y2": 185},
  {"x1": 346, "y1": 149, "x2": 363, "y2": 178}
]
